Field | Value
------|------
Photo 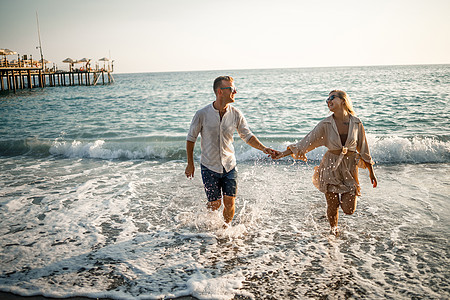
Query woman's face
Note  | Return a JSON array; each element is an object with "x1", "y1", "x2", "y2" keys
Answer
[{"x1": 326, "y1": 92, "x2": 344, "y2": 112}]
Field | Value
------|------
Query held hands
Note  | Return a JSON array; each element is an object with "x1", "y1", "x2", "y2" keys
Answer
[
  {"x1": 273, "y1": 148, "x2": 293, "y2": 160},
  {"x1": 263, "y1": 147, "x2": 293, "y2": 160},
  {"x1": 263, "y1": 147, "x2": 281, "y2": 159}
]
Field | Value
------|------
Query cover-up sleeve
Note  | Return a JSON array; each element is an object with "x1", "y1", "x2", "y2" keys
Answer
[
  {"x1": 186, "y1": 111, "x2": 202, "y2": 142},
  {"x1": 356, "y1": 122, "x2": 374, "y2": 167},
  {"x1": 288, "y1": 121, "x2": 326, "y2": 161},
  {"x1": 236, "y1": 110, "x2": 254, "y2": 143}
]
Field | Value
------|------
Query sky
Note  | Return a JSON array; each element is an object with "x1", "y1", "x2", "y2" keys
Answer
[{"x1": 1, "y1": 0, "x2": 449, "y2": 73}]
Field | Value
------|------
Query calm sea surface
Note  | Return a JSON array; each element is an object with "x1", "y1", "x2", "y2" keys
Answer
[{"x1": 0, "y1": 65, "x2": 449, "y2": 299}]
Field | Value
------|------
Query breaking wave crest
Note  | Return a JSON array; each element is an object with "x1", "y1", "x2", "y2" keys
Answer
[{"x1": 0, "y1": 135, "x2": 449, "y2": 164}]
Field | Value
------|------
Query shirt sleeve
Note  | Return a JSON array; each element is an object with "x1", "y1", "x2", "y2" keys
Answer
[
  {"x1": 288, "y1": 121, "x2": 326, "y2": 161},
  {"x1": 186, "y1": 110, "x2": 202, "y2": 142},
  {"x1": 235, "y1": 110, "x2": 254, "y2": 143},
  {"x1": 356, "y1": 122, "x2": 374, "y2": 166}
]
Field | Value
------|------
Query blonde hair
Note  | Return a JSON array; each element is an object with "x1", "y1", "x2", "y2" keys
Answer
[{"x1": 330, "y1": 90, "x2": 357, "y2": 116}]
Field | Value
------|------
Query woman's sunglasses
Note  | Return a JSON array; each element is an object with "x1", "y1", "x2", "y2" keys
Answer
[{"x1": 326, "y1": 95, "x2": 339, "y2": 103}]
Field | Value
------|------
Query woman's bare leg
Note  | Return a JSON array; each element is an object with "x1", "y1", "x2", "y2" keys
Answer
[
  {"x1": 341, "y1": 192, "x2": 357, "y2": 215},
  {"x1": 325, "y1": 192, "x2": 340, "y2": 228}
]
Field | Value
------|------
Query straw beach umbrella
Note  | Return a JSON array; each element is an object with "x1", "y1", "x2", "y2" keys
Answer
[
  {"x1": 62, "y1": 58, "x2": 74, "y2": 63},
  {"x1": 0, "y1": 48, "x2": 17, "y2": 56},
  {"x1": 0, "y1": 48, "x2": 18, "y2": 66},
  {"x1": 62, "y1": 57, "x2": 74, "y2": 71},
  {"x1": 76, "y1": 57, "x2": 91, "y2": 71},
  {"x1": 99, "y1": 57, "x2": 109, "y2": 71}
]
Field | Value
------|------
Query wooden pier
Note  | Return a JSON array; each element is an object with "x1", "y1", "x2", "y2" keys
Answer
[{"x1": 0, "y1": 67, "x2": 115, "y2": 93}]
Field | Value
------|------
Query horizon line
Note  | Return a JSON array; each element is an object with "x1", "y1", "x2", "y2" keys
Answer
[{"x1": 114, "y1": 62, "x2": 450, "y2": 75}]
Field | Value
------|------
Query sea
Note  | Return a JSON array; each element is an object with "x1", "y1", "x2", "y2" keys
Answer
[{"x1": 0, "y1": 64, "x2": 449, "y2": 299}]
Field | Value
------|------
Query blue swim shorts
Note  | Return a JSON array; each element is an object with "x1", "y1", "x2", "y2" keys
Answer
[{"x1": 200, "y1": 165, "x2": 237, "y2": 202}]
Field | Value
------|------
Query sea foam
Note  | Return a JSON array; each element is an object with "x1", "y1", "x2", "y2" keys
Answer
[{"x1": 1, "y1": 134, "x2": 447, "y2": 164}]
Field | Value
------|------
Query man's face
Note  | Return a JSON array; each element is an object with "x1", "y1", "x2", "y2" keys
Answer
[{"x1": 219, "y1": 81, "x2": 237, "y2": 104}]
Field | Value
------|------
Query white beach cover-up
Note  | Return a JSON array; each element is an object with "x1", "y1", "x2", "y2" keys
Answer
[{"x1": 288, "y1": 114, "x2": 374, "y2": 196}]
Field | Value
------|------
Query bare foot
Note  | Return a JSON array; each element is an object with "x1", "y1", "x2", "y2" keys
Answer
[{"x1": 330, "y1": 226, "x2": 339, "y2": 236}]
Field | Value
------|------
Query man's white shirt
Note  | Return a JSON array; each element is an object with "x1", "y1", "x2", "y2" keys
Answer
[{"x1": 187, "y1": 103, "x2": 254, "y2": 174}]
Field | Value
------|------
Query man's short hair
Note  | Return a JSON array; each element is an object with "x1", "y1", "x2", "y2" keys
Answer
[{"x1": 213, "y1": 76, "x2": 234, "y2": 94}]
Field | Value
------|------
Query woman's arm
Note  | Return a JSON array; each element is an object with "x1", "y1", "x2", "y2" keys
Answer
[
  {"x1": 357, "y1": 123, "x2": 377, "y2": 187},
  {"x1": 273, "y1": 148, "x2": 293, "y2": 159},
  {"x1": 289, "y1": 121, "x2": 326, "y2": 159},
  {"x1": 364, "y1": 160, "x2": 378, "y2": 188}
]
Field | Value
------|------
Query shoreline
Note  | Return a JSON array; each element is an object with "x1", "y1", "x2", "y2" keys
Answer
[{"x1": 0, "y1": 292, "x2": 198, "y2": 300}]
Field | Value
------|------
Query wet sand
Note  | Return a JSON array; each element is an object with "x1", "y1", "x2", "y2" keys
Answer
[
  {"x1": 0, "y1": 293, "x2": 99, "y2": 300},
  {"x1": 0, "y1": 292, "x2": 197, "y2": 300}
]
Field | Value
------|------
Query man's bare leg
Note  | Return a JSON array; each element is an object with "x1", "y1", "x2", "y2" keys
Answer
[
  {"x1": 207, "y1": 199, "x2": 221, "y2": 211},
  {"x1": 223, "y1": 195, "x2": 236, "y2": 224}
]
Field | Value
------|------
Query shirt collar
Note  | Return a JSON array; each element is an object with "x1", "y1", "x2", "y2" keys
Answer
[{"x1": 211, "y1": 102, "x2": 230, "y2": 114}]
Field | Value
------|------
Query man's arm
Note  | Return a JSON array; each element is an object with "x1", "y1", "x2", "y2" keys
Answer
[
  {"x1": 235, "y1": 109, "x2": 279, "y2": 158},
  {"x1": 246, "y1": 136, "x2": 280, "y2": 157},
  {"x1": 185, "y1": 140, "x2": 195, "y2": 178}
]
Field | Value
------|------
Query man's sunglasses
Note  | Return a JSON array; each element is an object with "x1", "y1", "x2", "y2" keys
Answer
[{"x1": 220, "y1": 86, "x2": 237, "y2": 93}]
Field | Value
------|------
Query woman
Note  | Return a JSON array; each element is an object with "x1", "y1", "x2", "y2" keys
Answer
[{"x1": 275, "y1": 90, "x2": 377, "y2": 234}]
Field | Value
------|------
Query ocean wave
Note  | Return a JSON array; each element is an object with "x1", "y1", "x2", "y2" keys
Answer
[
  {"x1": 0, "y1": 135, "x2": 449, "y2": 164},
  {"x1": 238, "y1": 135, "x2": 450, "y2": 165},
  {"x1": 369, "y1": 135, "x2": 450, "y2": 164},
  {"x1": 49, "y1": 139, "x2": 187, "y2": 160}
]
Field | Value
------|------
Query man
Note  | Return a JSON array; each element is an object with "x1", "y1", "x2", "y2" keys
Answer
[{"x1": 185, "y1": 76, "x2": 278, "y2": 225}]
